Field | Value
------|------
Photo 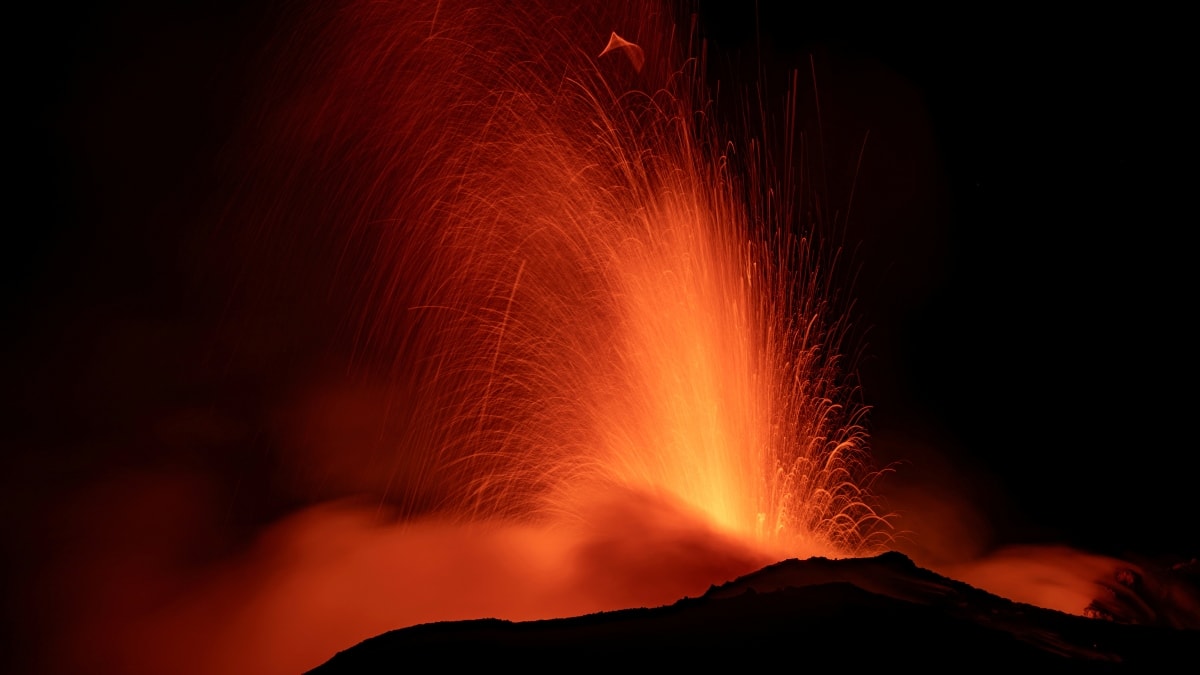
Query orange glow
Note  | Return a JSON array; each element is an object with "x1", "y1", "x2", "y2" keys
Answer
[
  {"x1": 39, "y1": 1, "x2": 1166, "y2": 673},
  {"x1": 49, "y1": 497, "x2": 769, "y2": 675},
  {"x1": 268, "y1": 0, "x2": 891, "y2": 556},
  {"x1": 599, "y1": 32, "x2": 646, "y2": 72},
  {"x1": 35, "y1": 3, "x2": 894, "y2": 672},
  {"x1": 942, "y1": 545, "x2": 1136, "y2": 617}
]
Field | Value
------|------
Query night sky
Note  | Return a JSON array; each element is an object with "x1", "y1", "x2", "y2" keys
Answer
[{"x1": 6, "y1": 3, "x2": 1196, "y2": 643}]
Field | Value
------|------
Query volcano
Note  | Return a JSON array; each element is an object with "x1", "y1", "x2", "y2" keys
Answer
[
  {"x1": 7, "y1": 1, "x2": 1197, "y2": 674},
  {"x1": 309, "y1": 552, "x2": 1198, "y2": 670}
]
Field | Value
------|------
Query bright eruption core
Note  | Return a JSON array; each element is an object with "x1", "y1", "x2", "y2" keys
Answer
[{"x1": 29, "y1": 0, "x2": 926, "y2": 673}]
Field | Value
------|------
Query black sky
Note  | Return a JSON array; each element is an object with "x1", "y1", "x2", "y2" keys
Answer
[{"x1": 7, "y1": 0, "x2": 1196, "y2": 582}]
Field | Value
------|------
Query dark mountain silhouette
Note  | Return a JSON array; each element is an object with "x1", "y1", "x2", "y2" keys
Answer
[{"x1": 309, "y1": 552, "x2": 1198, "y2": 671}]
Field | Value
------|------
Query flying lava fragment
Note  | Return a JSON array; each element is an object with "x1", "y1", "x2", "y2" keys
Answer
[{"x1": 599, "y1": 31, "x2": 645, "y2": 72}]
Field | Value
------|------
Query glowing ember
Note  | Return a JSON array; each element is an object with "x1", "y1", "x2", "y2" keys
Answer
[{"x1": 599, "y1": 32, "x2": 646, "y2": 72}]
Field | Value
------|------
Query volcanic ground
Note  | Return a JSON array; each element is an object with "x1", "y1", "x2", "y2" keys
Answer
[{"x1": 308, "y1": 551, "x2": 1198, "y2": 670}]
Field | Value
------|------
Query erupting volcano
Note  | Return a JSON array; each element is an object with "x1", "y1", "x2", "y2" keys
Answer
[{"x1": 8, "y1": 0, "x2": 1197, "y2": 673}]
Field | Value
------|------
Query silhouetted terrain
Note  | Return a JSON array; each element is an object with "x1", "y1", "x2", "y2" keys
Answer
[{"x1": 309, "y1": 552, "x2": 1198, "y2": 671}]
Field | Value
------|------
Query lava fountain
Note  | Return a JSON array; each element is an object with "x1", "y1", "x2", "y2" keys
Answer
[
  {"x1": 233, "y1": 0, "x2": 892, "y2": 556},
  {"x1": 38, "y1": 1, "x2": 901, "y2": 673}
]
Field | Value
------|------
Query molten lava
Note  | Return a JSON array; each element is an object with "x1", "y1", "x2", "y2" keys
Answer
[
  {"x1": 249, "y1": 0, "x2": 891, "y2": 556},
  {"x1": 32, "y1": 3, "x2": 897, "y2": 671},
  {"x1": 34, "y1": 2, "x2": 1179, "y2": 674}
]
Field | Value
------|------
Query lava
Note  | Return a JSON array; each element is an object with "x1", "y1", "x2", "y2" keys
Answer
[
  {"x1": 28, "y1": 2, "x2": 895, "y2": 671},
  {"x1": 229, "y1": 0, "x2": 891, "y2": 555},
  {"x1": 19, "y1": 2, "x2": 1184, "y2": 674}
]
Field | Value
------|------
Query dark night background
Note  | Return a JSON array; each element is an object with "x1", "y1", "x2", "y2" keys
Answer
[{"x1": 5, "y1": 4, "x2": 1195, "y2": 662}]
